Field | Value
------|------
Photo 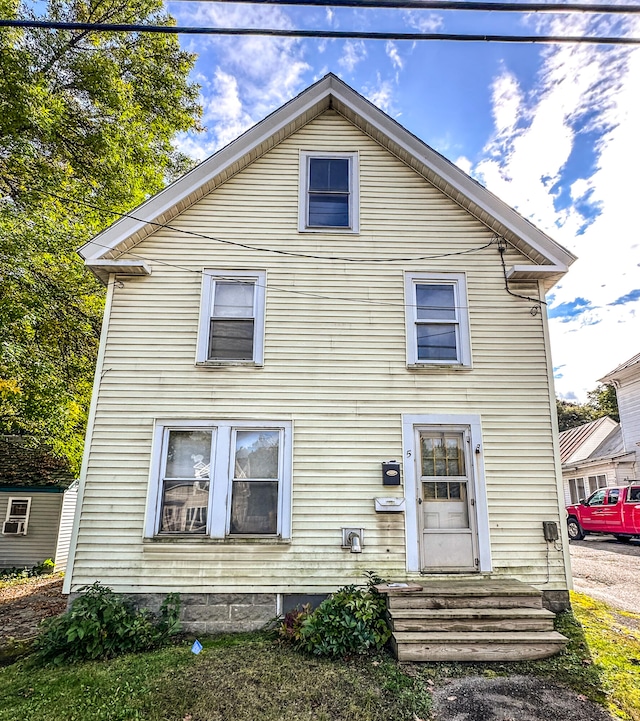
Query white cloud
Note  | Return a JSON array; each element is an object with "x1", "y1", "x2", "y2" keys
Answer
[
  {"x1": 339, "y1": 40, "x2": 367, "y2": 72},
  {"x1": 569, "y1": 178, "x2": 592, "y2": 202},
  {"x1": 472, "y1": 14, "x2": 640, "y2": 400},
  {"x1": 168, "y1": 2, "x2": 310, "y2": 157},
  {"x1": 363, "y1": 75, "x2": 394, "y2": 114},
  {"x1": 402, "y1": 10, "x2": 443, "y2": 33},
  {"x1": 385, "y1": 41, "x2": 403, "y2": 71},
  {"x1": 455, "y1": 156, "x2": 473, "y2": 175}
]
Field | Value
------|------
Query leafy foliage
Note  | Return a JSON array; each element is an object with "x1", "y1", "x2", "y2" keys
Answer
[
  {"x1": 33, "y1": 582, "x2": 181, "y2": 665},
  {"x1": 285, "y1": 571, "x2": 391, "y2": 658},
  {"x1": 278, "y1": 603, "x2": 312, "y2": 643},
  {"x1": 0, "y1": 0, "x2": 201, "y2": 472},
  {"x1": 0, "y1": 558, "x2": 54, "y2": 581},
  {"x1": 556, "y1": 383, "x2": 619, "y2": 432}
]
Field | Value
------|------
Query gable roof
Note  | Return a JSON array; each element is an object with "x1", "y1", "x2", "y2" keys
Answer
[
  {"x1": 558, "y1": 416, "x2": 621, "y2": 465},
  {"x1": 79, "y1": 73, "x2": 575, "y2": 288},
  {"x1": 0, "y1": 436, "x2": 76, "y2": 490},
  {"x1": 599, "y1": 351, "x2": 640, "y2": 385}
]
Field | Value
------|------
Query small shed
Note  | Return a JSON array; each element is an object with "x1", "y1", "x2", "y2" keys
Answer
[{"x1": 0, "y1": 436, "x2": 77, "y2": 572}]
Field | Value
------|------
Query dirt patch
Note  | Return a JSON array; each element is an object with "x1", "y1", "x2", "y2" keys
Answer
[
  {"x1": 431, "y1": 676, "x2": 617, "y2": 721},
  {"x1": 0, "y1": 575, "x2": 67, "y2": 643}
]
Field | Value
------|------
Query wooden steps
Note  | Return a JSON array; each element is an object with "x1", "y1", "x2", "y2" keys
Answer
[{"x1": 382, "y1": 579, "x2": 568, "y2": 662}]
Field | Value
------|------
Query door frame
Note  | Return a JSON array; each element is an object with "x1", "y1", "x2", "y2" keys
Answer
[{"x1": 402, "y1": 414, "x2": 492, "y2": 573}]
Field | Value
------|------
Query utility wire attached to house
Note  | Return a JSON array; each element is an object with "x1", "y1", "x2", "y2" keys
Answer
[{"x1": 495, "y1": 236, "x2": 547, "y2": 315}]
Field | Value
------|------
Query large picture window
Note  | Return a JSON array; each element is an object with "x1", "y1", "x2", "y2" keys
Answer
[
  {"x1": 299, "y1": 151, "x2": 359, "y2": 232},
  {"x1": 404, "y1": 272, "x2": 471, "y2": 367},
  {"x1": 146, "y1": 421, "x2": 292, "y2": 540},
  {"x1": 196, "y1": 270, "x2": 266, "y2": 366}
]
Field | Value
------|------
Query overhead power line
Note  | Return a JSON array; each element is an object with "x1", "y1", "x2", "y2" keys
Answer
[
  {"x1": 173, "y1": 0, "x2": 640, "y2": 13},
  {"x1": 2, "y1": 19, "x2": 640, "y2": 43}
]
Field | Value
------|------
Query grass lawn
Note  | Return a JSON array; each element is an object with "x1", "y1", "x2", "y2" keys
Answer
[{"x1": 0, "y1": 591, "x2": 639, "y2": 721}]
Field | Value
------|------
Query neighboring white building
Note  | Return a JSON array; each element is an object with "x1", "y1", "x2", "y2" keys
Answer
[
  {"x1": 559, "y1": 352, "x2": 640, "y2": 507},
  {"x1": 559, "y1": 417, "x2": 636, "y2": 505},
  {"x1": 599, "y1": 352, "x2": 640, "y2": 474},
  {"x1": 65, "y1": 74, "x2": 577, "y2": 633}
]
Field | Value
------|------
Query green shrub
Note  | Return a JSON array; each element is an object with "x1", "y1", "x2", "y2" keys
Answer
[
  {"x1": 0, "y1": 558, "x2": 55, "y2": 581},
  {"x1": 33, "y1": 582, "x2": 181, "y2": 665},
  {"x1": 291, "y1": 571, "x2": 391, "y2": 658}
]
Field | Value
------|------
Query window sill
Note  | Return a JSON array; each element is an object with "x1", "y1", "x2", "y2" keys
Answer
[
  {"x1": 195, "y1": 361, "x2": 263, "y2": 368},
  {"x1": 407, "y1": 363, "x2": 472, "y2": 371},
  {"x1": 144, "y1": 535, "x2": 291, "y2": 545},
  {"x1": 298, "y1": 226, "x2": 359, "y2": 234}
]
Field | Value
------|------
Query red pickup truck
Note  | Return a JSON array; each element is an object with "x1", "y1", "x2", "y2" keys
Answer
[{"x1": 566, "y1": 484, "x2": 640, "y2": 542}]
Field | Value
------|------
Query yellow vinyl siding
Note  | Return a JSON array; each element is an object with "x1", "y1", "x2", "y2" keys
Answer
[{"x1": 70, "y1": 110, "x2": 567, "y2": 594}]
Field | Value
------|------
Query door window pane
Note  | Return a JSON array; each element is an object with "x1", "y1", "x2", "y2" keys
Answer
[
  {"x1": 420, "y1": 434, "x2": 465, "y2": 477},
  {"x1": 423, "y1": 481, "x2": 466, "y2": 501},
  {"x1": 588, "y1": 489, "x2": 606, "y2": 506}
]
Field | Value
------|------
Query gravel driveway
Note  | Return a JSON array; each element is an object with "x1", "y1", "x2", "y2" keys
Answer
[{"x1": 569, "y1": 535, "x2": 640, "y2": 613}]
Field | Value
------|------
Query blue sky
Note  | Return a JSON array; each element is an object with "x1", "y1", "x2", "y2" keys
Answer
[{"x1": 167, "y1": 2, "x2": 640, "y2": 401}]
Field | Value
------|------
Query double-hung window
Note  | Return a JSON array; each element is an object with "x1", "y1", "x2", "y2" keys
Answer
[
  {"x1": 405, "y1": 272, "x2": 471, "y2": 367},
  {"x1": 299, "y1": 151, "x2": 359, "y2": 232},
  {"x1": 146, "y1": 420, "x2": 292, "y2": 540},
  {"x1": 196, "y1": 270, "x2": 266, "y2": 365},
  {"x1": 2, "y1": 497, "x2": 31, "y2": 535}
]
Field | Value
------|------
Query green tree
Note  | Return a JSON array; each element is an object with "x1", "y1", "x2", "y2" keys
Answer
[
  {"x1": 587, "y1": 383, "x2": 619, "y2": 423},
  {"x1": 556, "y1": 384, "x2": 619, "y2": 432},
  {"x1": 0, "y1": 0, "x2": 201, "y2": 472}
]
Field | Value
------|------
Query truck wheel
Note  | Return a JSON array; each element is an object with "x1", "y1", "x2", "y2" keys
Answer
[
  {"x1": 614, "y1": 535, "x2": 631, "y2": 543},
  {"x1": 567, "y1": 517, "x2": 584, "y2": 541}
]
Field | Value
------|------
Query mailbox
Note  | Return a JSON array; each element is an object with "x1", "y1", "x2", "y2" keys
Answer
[
  {"x1": 382, "y1": 461, "x2": 401, "y2": 486},
  {"x1": 374, "y1": 497, "x2": 406, "y2": 513}
]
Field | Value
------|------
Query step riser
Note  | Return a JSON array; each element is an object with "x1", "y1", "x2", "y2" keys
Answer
[
  {"x1": 391, "y1": 619, "x2": 555, "y2": 633},
  {"x1": 388, "y1": 595, "x2": 542, "y2": 610},
  {"x1": 392, "y1": 639, "x2": 566, "y2": 662}
]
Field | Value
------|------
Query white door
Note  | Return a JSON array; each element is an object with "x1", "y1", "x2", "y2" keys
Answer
[{"x1": 416, "y1": 427, "x2": 479, "y2": 572}]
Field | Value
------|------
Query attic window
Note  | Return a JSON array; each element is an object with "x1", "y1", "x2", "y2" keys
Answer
[{"x1": 299, "y1": 151, "x2": 359, "y2": 232}]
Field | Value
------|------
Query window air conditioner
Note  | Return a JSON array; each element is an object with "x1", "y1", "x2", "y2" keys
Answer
[{"x1": 2, "y1": 520, "x2": 26, "y2": 535}]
